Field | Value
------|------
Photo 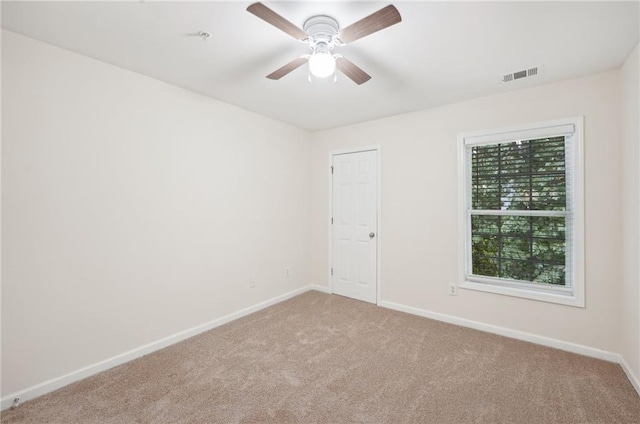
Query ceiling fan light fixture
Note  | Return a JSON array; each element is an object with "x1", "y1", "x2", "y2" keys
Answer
[
  {"x1": 308, "y1": 51, "x2": 336, "y2": 78},
  {"x1": 247, "y1": 2, "x2": 402, "y2": 84}
]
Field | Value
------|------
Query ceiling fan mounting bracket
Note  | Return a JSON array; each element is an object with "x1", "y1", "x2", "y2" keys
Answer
[{"x1": 303, "y1": 15, "x2": 340, "y2": 49}]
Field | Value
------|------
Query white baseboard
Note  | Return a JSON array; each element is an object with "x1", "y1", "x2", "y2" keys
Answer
[
  {"x1": 4, "y1": 286, "x2": 637, "y2": 410},
  {"x1": 1, "y1": 285, "x2": 319, "y2": 410},
  {"x1": 618, "y1": 355, "x2": 640, "y2": 396},
  {"x1": 379, "y1": 300, "x2": 640, "y2": 397},
  {"x1": 378, "y1": 300, "x2": 619, "y2": 362},
  {"x1": 308, "y1": 284, "x2": 330, "y2": 294}
]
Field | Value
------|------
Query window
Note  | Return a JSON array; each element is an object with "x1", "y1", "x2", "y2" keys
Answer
[{"x1": 457, "y1": 117, "x2": 584, "y2": 307}]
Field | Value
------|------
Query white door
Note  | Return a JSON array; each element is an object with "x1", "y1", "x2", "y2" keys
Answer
[{"x1": 331, "y1": 149, "x2": 378, "y2": 304}]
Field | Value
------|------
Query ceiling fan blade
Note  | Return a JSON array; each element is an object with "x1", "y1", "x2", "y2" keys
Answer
[
  {"x1": 266, "y1": 57, "x2": 308, "y2": 80},
  {"x1": 336, "y1": 57, "x2": 371, "y2": 85},
  {"x1": 337, "y1": 5, "x2": 402, "y2": 44},
  {"x1": 247, "y1": 2, "x2": 308, "y2": 41}
]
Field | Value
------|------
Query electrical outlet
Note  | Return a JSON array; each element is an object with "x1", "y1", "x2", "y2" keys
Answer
[
  {"x1": 250, "y1": 280, "x2": 256, "y2": 288},
  {"x1": 449, "y1": 284, "x2": 458, "y2": 296},
  {"x1": 285, "y1": 268, "x2": 290, "y2": 278}
]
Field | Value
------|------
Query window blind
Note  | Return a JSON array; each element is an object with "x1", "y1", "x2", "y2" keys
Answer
[{"x1": 468, "y1": 136, "x2": 570, "y2": 287}]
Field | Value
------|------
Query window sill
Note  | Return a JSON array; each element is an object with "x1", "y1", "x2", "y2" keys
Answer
[{"x1": 459, "y1": 280, "x2": 585, "y2": 308}]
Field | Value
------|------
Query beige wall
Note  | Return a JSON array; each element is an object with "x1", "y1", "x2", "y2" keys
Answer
[
  {"x1": 1, "y1": 31, "x2": 312, "y2": 396},
  {"x1": 311, "y1": 70, "x2": 624, "y2": 353},
  {"x1": 622, "y1": 44, "x2": 640, "y2": 382}
]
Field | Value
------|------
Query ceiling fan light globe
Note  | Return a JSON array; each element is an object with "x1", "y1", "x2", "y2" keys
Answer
[{"x1": 309, "y1": 53, "x2": 336, "y2": 78}]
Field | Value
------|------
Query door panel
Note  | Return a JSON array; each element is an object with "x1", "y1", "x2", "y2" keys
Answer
[{"x1": 332, "y1": 150, "x2": 378, "y2": 303}]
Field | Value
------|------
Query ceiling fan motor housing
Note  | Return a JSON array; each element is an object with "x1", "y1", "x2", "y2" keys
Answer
[{"x1": 303, "y1": 15, "x2": 339, "y2": 50}]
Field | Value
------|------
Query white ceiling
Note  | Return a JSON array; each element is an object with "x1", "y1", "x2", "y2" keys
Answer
[{"x1": 2, "y1": 1, "x2": 638, "y2": 131}]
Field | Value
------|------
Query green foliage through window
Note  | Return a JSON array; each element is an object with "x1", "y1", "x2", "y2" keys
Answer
[{"x1": 470, "y1": 137, "x2": 567, "y2": 286}]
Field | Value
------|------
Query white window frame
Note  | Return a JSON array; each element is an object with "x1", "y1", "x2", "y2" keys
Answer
[{"x1": 457, "y1": 117, "x2": 585, "y2": 307}]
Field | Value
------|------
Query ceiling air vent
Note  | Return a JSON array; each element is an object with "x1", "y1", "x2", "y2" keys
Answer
[{"x1": 502, "y1": 67, "x2": 539, "y2": 83}]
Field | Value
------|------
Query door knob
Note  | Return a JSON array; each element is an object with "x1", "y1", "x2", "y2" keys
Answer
[{"x1": 369, "y1": 232, "x2": 375, "y2": 238}]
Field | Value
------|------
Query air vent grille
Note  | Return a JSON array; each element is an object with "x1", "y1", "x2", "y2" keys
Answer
[{"x1": 502, "y1": 66, "x2": 539, "y2": 83}]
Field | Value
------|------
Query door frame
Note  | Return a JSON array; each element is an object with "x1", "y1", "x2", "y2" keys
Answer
[{"x1": 328, "y1": 145, "x2": 382, "y2": 304}]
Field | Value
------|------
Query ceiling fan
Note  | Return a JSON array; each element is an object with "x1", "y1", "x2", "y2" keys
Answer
[{"x1": 246, "y1": 2, "x2": 402, "y2": 85}]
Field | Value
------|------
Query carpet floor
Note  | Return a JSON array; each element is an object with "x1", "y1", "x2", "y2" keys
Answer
[{"x1": 2, "y1": 290, "x2": 639, "y2": 423}]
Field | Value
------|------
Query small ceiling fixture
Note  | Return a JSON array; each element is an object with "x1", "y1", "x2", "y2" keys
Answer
[
  {"x1": 308, "y1": 51, "x2": 335, "y2": 78},
  {"x1": 246, "y1": 3, "x2": 402, "y2": 85},
  {"x1": 197, "y1": 31, "x2": 211, "y2": 41}
]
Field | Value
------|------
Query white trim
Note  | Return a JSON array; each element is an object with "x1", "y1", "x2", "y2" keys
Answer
[
  {"x1": 571, "y1": 116, "x2": 586, "y2": 307},
  {"x1": 618, "y1": 354, "x2": 640, "y2": 397},
  {"x1": 379, "y1": 300, "x2": 639, "y2": 396},
  {"x1": 456, "y1": 132, "x2": 467, "y2": 297},
  {"x1": 459, "y1": 280, "x2": 580, "y2": 307},
  {"x1": 457, "y1": 116, "x2": 585, "y2": 308},
  {"x1": 377, "y1": 146, "x2": 382, "y2": 305},
  {"x1": 327, "y1": 151, "x2": 333, "y2": 296},
  {"x1": 308, "y1": 284, "x2": 331, "y2": 294},
  {"x1": 3, "y1": 287, "x2": 637, "y2": 410},
  {"x1": 378, "y1": 300, "x2": 618, "y2": 362},
  {"x1": 470, "y1": 209, "x2": 566, "y2": 217},
  {"x1": 0, "y1": 285, "x2": 320, "y2": 411},
  {"x1": 466, "y1": 275, "x2": 573, "y2": 293},
  {"x1": 329, "y1": 146, "x2": 379, "y2": 156},
  {"x1": 461, "y1": 121, "x2": 575, "y2": 146},
  {"x1": 328, "y1": 145, "x2": 381, "y2": 305}
]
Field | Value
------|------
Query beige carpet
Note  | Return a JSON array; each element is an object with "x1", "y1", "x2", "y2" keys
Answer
[{"x1": 2, "y1": 290, "x2": 639, "y2": 423}]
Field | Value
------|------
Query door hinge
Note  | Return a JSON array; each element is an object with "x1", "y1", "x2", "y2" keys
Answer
[
  {"x1": 331, "y1": 268, "x2": 333, "y2": 276},
  {"x1": 331, "y1": 217, "x2": 333, "y2": 224},
  {"x1": 331, "y1": 166, "x2": 334, "y2": 174}
]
